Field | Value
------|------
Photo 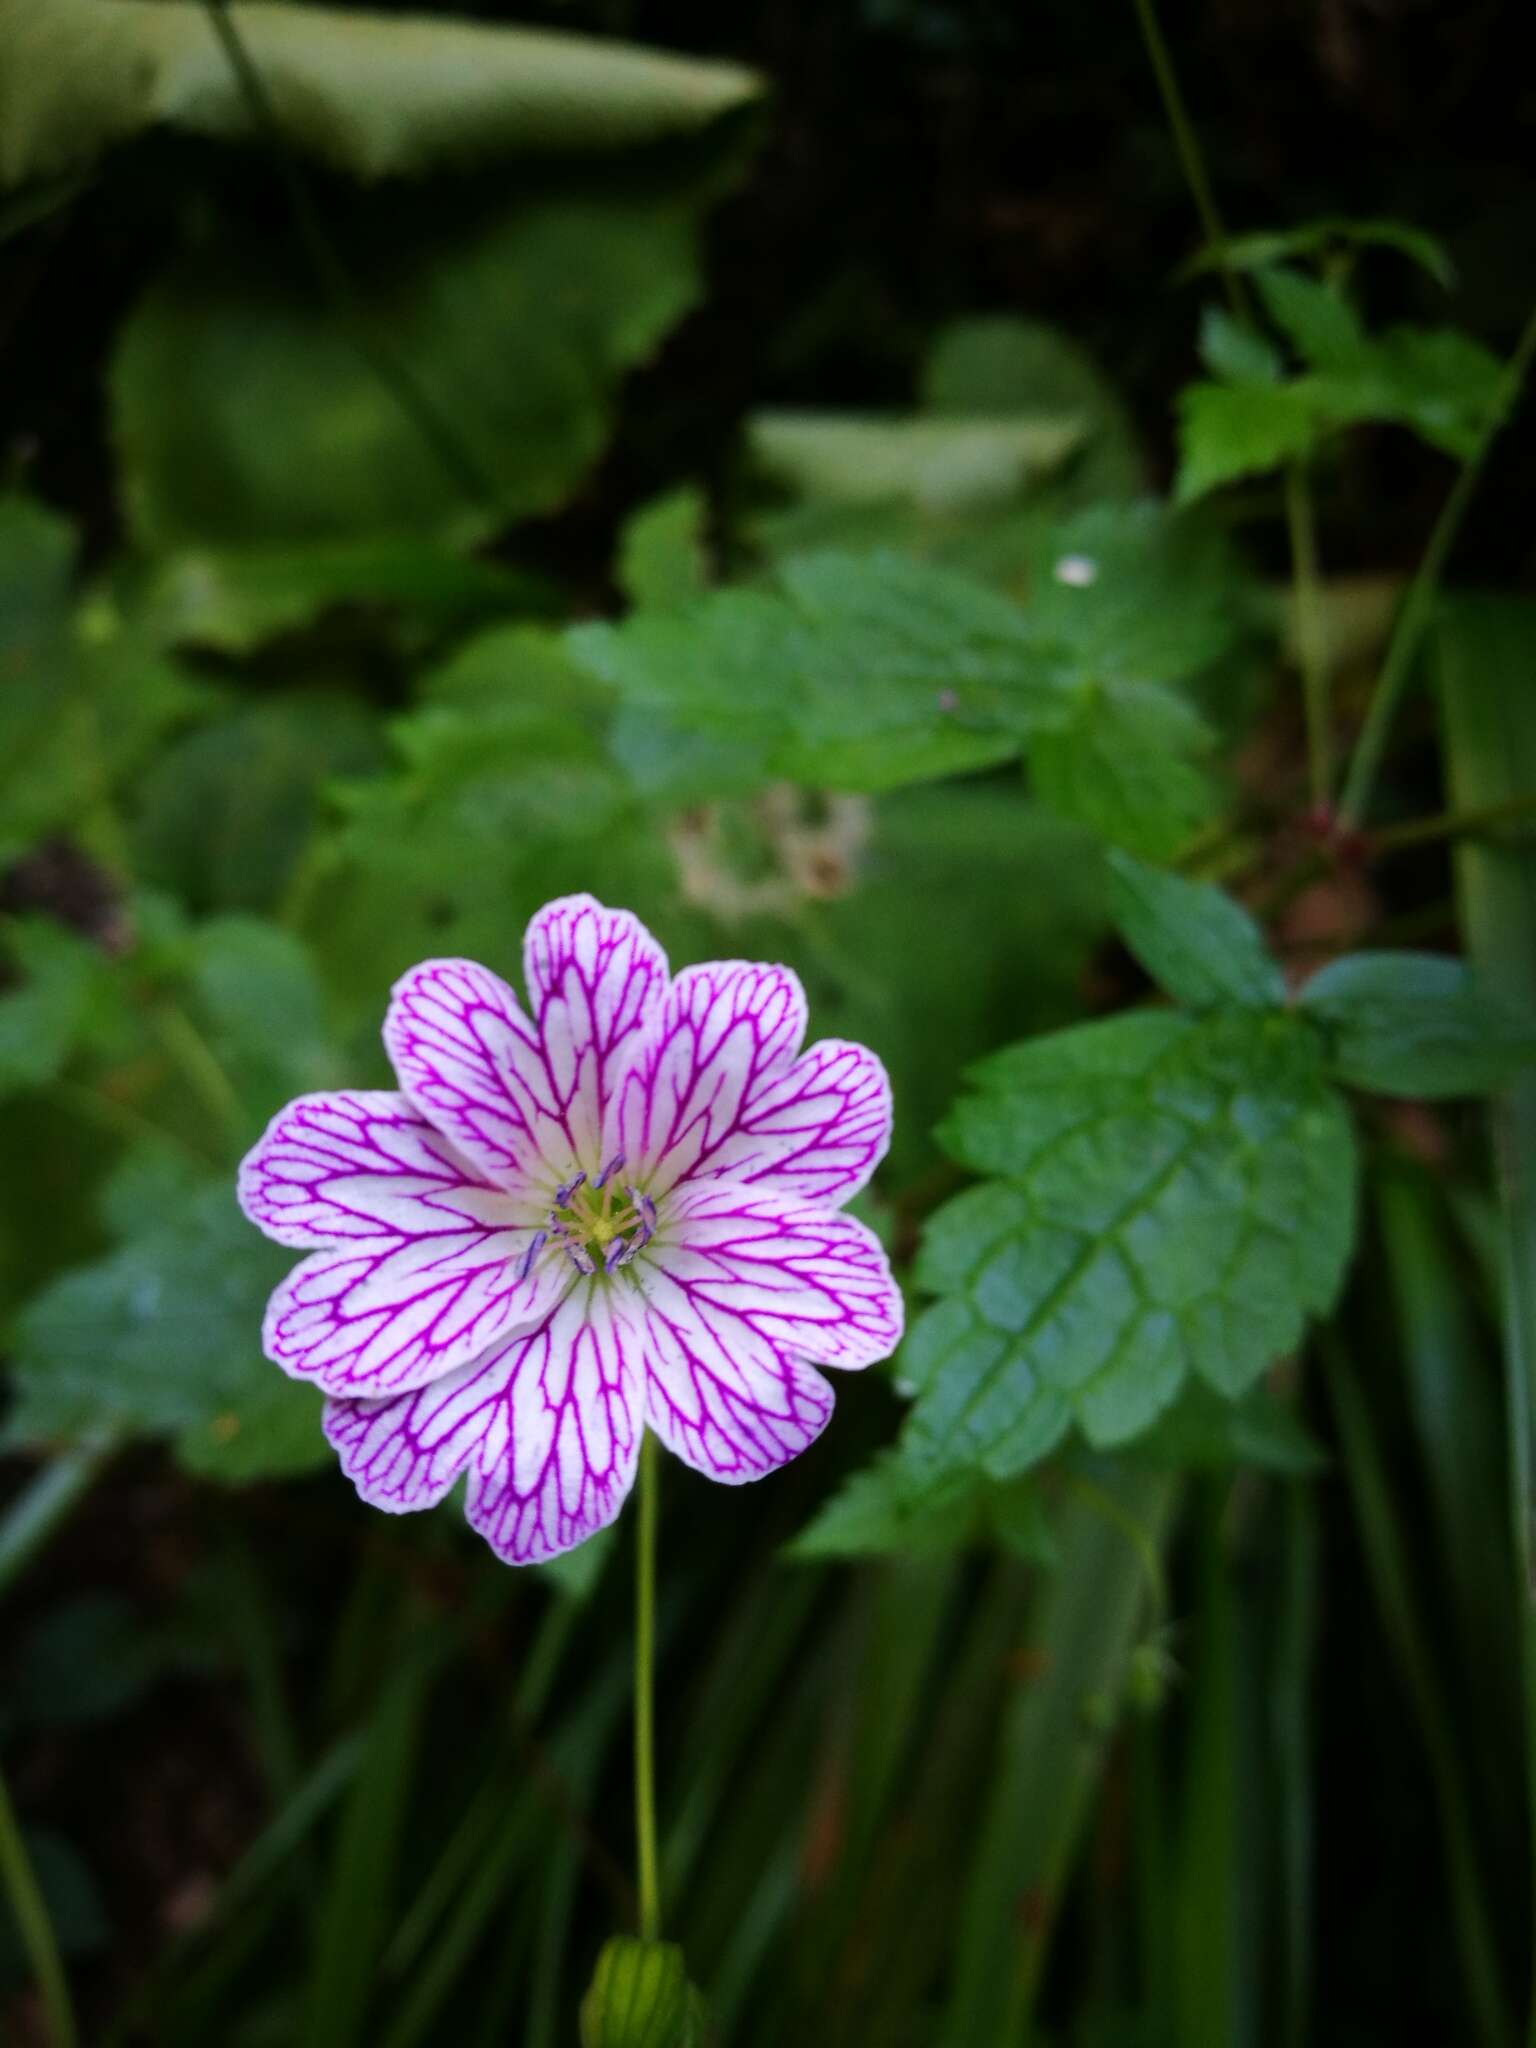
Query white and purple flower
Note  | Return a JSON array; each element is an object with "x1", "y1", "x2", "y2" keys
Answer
[{"x1": 236, "y1": 896, "x2": 901, "y2": 1563}]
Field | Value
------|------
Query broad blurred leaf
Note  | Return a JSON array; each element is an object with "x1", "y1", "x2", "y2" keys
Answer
[
  {"x1": 1254, "y1": 266, "x2": 1365, "y2": 371},
  {"x1": 1030, "y1": 677, "x2": 1213, "y2": 857},
  {"x1": 1300, "y1": 951, "x2": 1536, "y2": 1098},
  {"x1": 1124, "y1": 1378, "x2": 1325, "y2": 1473},
  {"x1": 5, "y1": 1175, "x2": 328, "y2": 1482},
  {"x1": 0, "y1": 496, "x2": 199, "y2": 861},
  {"x1": 900, "y1": 1008, "x2": 1356, "y2": 1482},
  {"x1": 1174, "y1": 380, "x2": 1319, "y2": 502},
  {"x1": 112, "y1": 180, "x2": 721, "y2": 549},
  {"x1": 1198, "y1": 306, "x2": 1282, "y2": 385},
  {"x1": 0, "y1": 919, "x2": 121, "y2": 1096},
  {"x1": 138, "y1": 537, "x2": 548, "y2": 655},
  {"x1": 130, "y1": 691, "x2": 387, "y2": 912},
  {"x1": 1107, "y1": 851, "x2": 1285, "y2": 1009},
  {"x1": 922, "y1": 315, "x2": 1145, "y2": 501},
  {"x1": 618, "y1": 487, "x2": 711, "y2": 613},
  {"x1": 0, "y1": 0, "x2": 760, "y2": 187}
]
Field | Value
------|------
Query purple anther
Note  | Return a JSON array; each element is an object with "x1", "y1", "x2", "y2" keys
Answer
[
  {"x1": 604, "y1": 1236, "x2": 628, "y2": 1272},
  {"x1": 554, "y1": 1171, "x2": 586, "y2": 1206},
  {"x1": 564, "y1": 1242, "x2": 596, "y2": 1275},
  {"x1": 517, "y1": 1229, "x2": 548, "y2": 1281},
  {"x1": 631, "y1": 1187, "x2": 658, "y2": 1232},
  {"x1": 591, "y1": 1150, "x2": 626, "y2": 1191}
]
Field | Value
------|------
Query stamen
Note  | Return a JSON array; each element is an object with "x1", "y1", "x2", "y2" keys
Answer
[
  {"x1": 566, "y1": 1243, "x2": 596, "y2": 1275},
  {"x1": 517, "y1": 1229, "x2": 548, "y2": 1281},
  {"x1": 554, "y1": 1171, "x2": 586, "y2": 1206},
  {"x1": 631, "y1": 1187, "x2": 658, "y2": 1233},
  {"x1": 604, "y1": 1236, "x2": 628, "y2": 1272},
  {"x1": 592, "y1": 1150, "x2": 626, "y2": 1191}
]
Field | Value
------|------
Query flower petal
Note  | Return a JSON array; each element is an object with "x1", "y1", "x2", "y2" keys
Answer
[
  {"x1": 237, "y1": 1091, "x2": 534, "y2": 1250},
  {"x1": 633, "y1": 1264, "x2": 835, "y2": 1483},
  {"x1": 383, "y1": 959, "x2": 570, "y2": 1194},
  {"x1": 617, "y1": 962, "x2": 808, "y2": 1192},
  {"x1": 262, "y1": 1227, "x2": 570, "y2": 1398},
  {"x1": 653, "y1": 1182, "x2": 903, "y2": 1369},
  {"x1": 522, "y1": 895, "x2": 670, "y2": 1167},
  {"x1": 323, "y1": 1280, "x2": 642, "y2": 1562},
  {"x1": 712, "y1": 1038, "x2": 892, "y2": 1206},
  {"x1": 464, "y1": 1280, "x2": 644, "y2": 1563}
]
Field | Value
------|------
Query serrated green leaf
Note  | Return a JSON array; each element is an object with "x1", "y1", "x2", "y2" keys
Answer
[
  {"x1": 1175, "y1": 380, "x2": 1320, "y2": 502},
  {"x1": 1300, "y1": 951, "x2": 1536, "y2": 1097},
  {"x1": 905, "y1": 1009, "x2": 1356, "y2": 1481},
  {"x1": 1106, "y1": 851, "x2": 1284, "y2": 1008},
  {"x1": 1031, "y1": 677, "x2": 1215, "y2": 856},
  {"x1": 0, "y1": 0, "x2": 760, "y2": 188},
  {"x1": 5, "y1": 1179, "x2": 327, "y2": 1482}
]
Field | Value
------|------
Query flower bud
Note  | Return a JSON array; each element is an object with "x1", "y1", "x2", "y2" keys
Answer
[{"x1": 580, "y1": 1936, "x2": 706, "y2": 2048}]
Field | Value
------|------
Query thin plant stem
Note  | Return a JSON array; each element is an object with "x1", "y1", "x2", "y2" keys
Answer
[
  {"x1": 1284, "y1": 461, "x2": 1332, "y2": 809},
  {"x1": 0, "y1": 1437, "x2": 118, "y2": 1599},
  {"x1": 1339, "y1": 300, "x2": 1536, "y2": 830},
  {"x1": 0, "y1": 1762, "x2": 77, "y2": 2048},
  {"x1": 1129, "y1": 0, "x2": 1246, "y2": 317},
  {"x1": 152, "y1": 1001, "x2": 246, "y2": 1140},
  {"x1": 198, "y1": 0, "x2": 501, "y2": 515},
  {"x1": 634, "y1": 1430, "x2": 662, "y2": 1943},
  {"x1": 1371, "y1": 790, "x2": 1536, "y2": 856}
]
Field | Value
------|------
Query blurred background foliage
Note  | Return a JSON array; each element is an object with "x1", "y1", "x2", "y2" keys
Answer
[{"x1": 2, "y1": 1, "x2": 1536, "y2": 2043}]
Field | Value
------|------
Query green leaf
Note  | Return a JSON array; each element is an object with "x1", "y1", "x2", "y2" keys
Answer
[
  {"x1": 790, "y1": 1450, "x2": 1052, "y2": 1563},
  {"x1": 1254, "y1": 266, "x2": 1366, "y2": 371},
  {"x1": 1318, "y1": 325, "x2": 1506, "y2": 460},
  {"x1": 5, "y1": 1177, "x2": 328, "y2": 1483},
  {"x1": 748, "y1": 411, "x2": 1085, "y2": 514},
  {"x1": 1300, "y1": 951, "x2": 1536, "y2": 1097},
  {"x1": 111, "y1": 182, "x2": 719, "y2": 549},
  {"x1": 571, "y1": 551, "x2": 1038, "y2": 795},
  {"x1": 0, "y1": 920, "x2": 119, "y2": 1097},
  {"x1": 176, "y1": 916, "x2": 342, "y2": 1121},
  {"x1": 0, "y1": 497, "x2": 200, "y2": 861},
  {"x1": 921, "y1": 315, "x2": 1145, "y2": 502},
  {"x1": 1174, "y1": 379, "x2": 1320, "y2": 501},
  {"x1": 138, "y1": 537, "x2": 546, "y2": 655},
  {"x1": 130, "y1": 692, "x2": 387, "y2": 913},
  {"x1": 1198, "y1": 306, "x2": 1282, "y2": 385},
  {"x1": 1106, "y1": 851, "x2": 1285, "y2": 1008},
  {"x1": 0, "y1": 0, "x2": 760, "y2": 188},
  {"x1": 1030, "y1": 677, "x2": 1214, "y2": 857},
  {"x1": 902, "y1": 1008, "x2": 1356, "y2": 1482},
  {"x1": 617, "y1": 487, "x2": 711, "y2": 613},
  {"x1": 1123, "y1": 1378, "x2": 1325, "y2": 1474},
  {"x1": 1182, "y1": 217, "x2": 1455, "y2": 290}
]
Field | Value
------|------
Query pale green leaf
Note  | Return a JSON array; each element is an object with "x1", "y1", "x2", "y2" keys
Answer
[{"x1": 0, "y1": 0, "x2": 760, "y2": 188}]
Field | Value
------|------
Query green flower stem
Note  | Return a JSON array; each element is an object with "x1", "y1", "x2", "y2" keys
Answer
[
  {"x1": 634, "y1": 1429, "x2": 662, "y2": 1944},
  {"x1": 1129, "y1": 0, "x2": 1246, "y2": 318},
  {"x1": 1339, "y1": 299, "x2": 1536, "y2": 830},
  {"x1": 1284, "y1": 461, "x2": 1332, "y2": 810},
  {"x1": 151, "y1": 1000, "x2": 246, "y2": 1142},
  {"x1": 0, "y1": 1760, "x2": 77, "y2": 2048}
]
